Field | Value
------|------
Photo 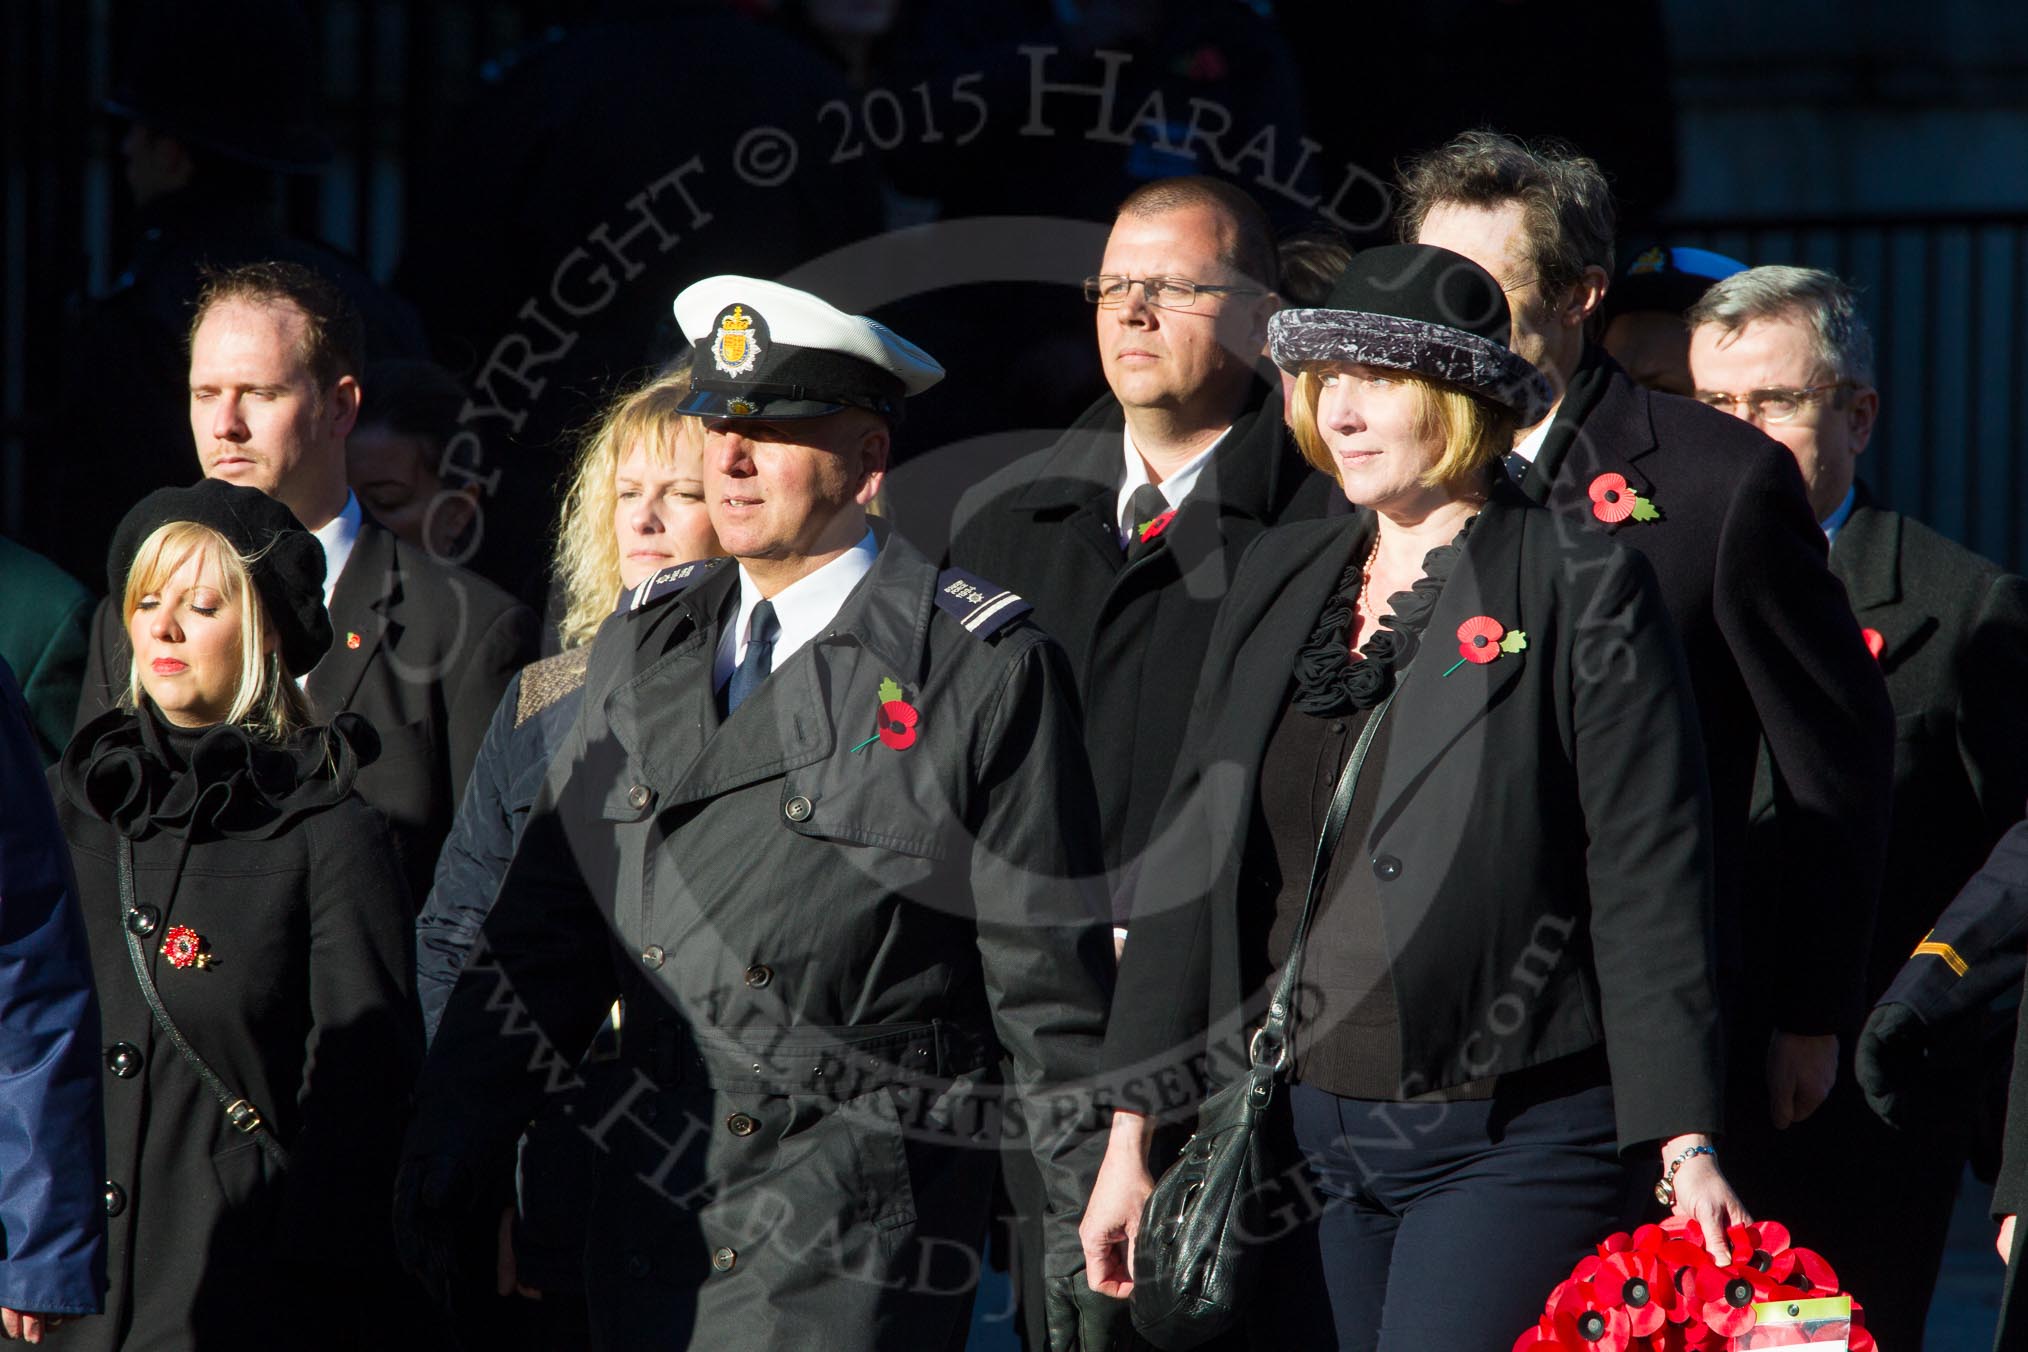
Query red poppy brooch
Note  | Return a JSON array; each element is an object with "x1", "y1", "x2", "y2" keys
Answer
[
  {"x1": 849, "y1": 677, "x2": 919, "y2": 754},
  {"x1": 161, "y1": 925, "x2": 214, "y2": 970},
  {"x1": 1514, "y1": 1217, "x2": 1870, "y2": 1352},
  {"x1": 1136, "y1": 508, "x2": 1177, "y2": 545},
  {"x1": 1860, "y1": 627, "x2": 1884, "y2": 661},
  {"x1": 1444, "y1": 614, "x2": 1528, "y2": 676},
  {"x1": 1589, "y1": 472, "x2": 1660, "y2": 525}
]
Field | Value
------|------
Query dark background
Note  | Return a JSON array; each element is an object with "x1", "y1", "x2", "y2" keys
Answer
[{"x1": 5, "y1": 0, "x2": 2026, "y2": 596}]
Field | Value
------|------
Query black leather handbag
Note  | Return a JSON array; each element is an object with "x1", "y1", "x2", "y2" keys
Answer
[{"x1": 1129, "y1": 692, "x2": 1394, "y2": 1349}]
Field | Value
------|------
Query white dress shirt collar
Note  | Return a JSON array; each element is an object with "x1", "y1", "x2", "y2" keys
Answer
[
  {"x1": 1115, "y1": 423, "x2": 1229, "y2": 547},
  {"x1": 311, "y1": 491, "x2": 363, "y2": 611},
  {"x1": 713, "y1": 528, "x2": 880, "y2": 691},
  {"x1": 1509, "y1": 416, "x2": 1553, "y2": 467}
]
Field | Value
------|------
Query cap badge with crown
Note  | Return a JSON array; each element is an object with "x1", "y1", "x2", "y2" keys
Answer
[{"x1": 712, "y1": 304, "x2": 762, "y2": 377}]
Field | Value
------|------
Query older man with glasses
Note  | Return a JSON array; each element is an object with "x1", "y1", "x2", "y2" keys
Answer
[
  {"x1": 945, "y1": 174, "x2": 1334, "y2": 1348},
  {"x1": 1691, "y1": 265, "x2": 2028, "y2": 1348}
]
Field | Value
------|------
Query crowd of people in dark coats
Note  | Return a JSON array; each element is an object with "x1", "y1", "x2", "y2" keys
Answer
[{"x1": 3, "y1": 20, "x2": 2028, "y2": 1351}]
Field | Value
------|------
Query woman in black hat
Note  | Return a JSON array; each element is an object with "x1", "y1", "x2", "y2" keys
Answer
[
  {"x1": 50, "y1": 479, "x2": 420, "y2": 1351},
  {"x1": 1081, "y1": 244, "x2": 1746, "y2": 1348}
]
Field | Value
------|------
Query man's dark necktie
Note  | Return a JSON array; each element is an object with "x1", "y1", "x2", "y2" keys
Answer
[
  {"x1": 1124, "y1": 483, "x2": 1171, "y2": 561},
  {"x1": 1503, "y1": 451, "x2": 1532, "y2": 487},
  {"x1": 725, "y1": 599, "x2": 779, "y2": 714}
]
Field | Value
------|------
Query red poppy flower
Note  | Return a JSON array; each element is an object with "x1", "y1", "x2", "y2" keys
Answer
[
  {"x1": 877, "y1": 700, "x2": 919, "y2": 750},
  {"x1": 1590, "y1": 472, "x2": 1637, "y2": 524},
  {"x1": 1457, "y1": 614, "x2": 1507, "y2": 664},
  {"x1": 1860, "y1": 627, "x2": 1884, "y2": 660},
  {"x1": 1138, "y1": 508, "x2": 1177, "y2": 544},
  {"x1": 161, "y1": 925, "x2": 208, "y2": 969},
  {"x1": 1513, "y1": 1314, "x2": 1580, "y2": 1352},
  {"x1": 1689, "y1": 1261, "x2": 1779, "y2": 1337},
  {"x1": 1550, "y1": 1280, "x2": 1634, "y2": 1352},
  {"x1": 1598, "y1": 1250, "x2": 1671, "y2": 1336}
]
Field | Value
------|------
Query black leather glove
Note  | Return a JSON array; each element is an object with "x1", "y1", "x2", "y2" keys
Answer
[
  {"x1": 391, "y1": 1154, "x2": 478, "y2": 1309},
  {"x1": 1043, "y1": 1269, "x2": 1129, "y2": 1352},
  {"x1": 1857, "y1": 1001, "x2": 1930, "y2": 1127}
]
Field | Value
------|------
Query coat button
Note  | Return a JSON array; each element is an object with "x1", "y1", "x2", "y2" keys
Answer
[
  {"x1": 640, "y1": 945, "x2": 666, "y2": 970},
  {"x1": 744, "y1": 964, "x2": 773, "y2": 989},
  {"x1": 1372, "y1": 855, "x2": 1402, "y2": 882},
  {"x1": 126, "y1": 905, "x2": 160, "y2": 937},
  {"x1": 105, "y1": 1042, "x2": 143, "y2": 1078},
  {"x1": 624, "y1": 1251, "x2": 650, "y2": 1279},
  {"x1": 104, "y1": 1181, "x2": 126, "y2": 1217},
  {"x1": 627, "y1": 783, "x2": 653, "y2": 810},
  {"x1": 726, "y1": 1113, "x2": 759, "y2": 1137},
  {"x1": 711, "y1": 1246, "x2": 738, "y2": 1272},
  {"x1": 784, "y1": 795, "x2": 813, "y2": 823}
]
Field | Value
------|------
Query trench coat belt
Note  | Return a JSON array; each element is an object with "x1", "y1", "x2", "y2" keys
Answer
[{"x1": 640, "y1": 1018, "x2": 999, "y2": 1098}]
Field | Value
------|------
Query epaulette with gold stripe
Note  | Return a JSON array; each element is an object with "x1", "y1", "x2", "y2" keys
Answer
[{"x1": 515, "y1": 647, "x2": 591, "y2": 728}]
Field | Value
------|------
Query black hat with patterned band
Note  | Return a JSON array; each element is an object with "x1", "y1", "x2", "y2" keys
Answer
[
  {"x1": 1268, "y1": 243, "x2": 1556, "y2": 425},
  {"x1": 672, "y1": 276, "x2": 945, "y2": 423}
]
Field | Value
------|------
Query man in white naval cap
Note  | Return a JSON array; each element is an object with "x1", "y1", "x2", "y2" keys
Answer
[{"x1": 399, "y1": 276, "x2": 1125, "y2": 1350}]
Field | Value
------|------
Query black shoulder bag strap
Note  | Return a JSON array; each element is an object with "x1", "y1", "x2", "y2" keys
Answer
[
  {"x1": 117, "y1": 836, "x2": 289, "y2": 1167},
  {"x1": 1249, "y1": 687, "x2": 1396, "y2": 1076}
]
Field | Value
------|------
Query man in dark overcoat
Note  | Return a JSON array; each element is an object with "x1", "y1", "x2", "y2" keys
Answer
[
  {"x1": 1690, "y1": 265, "x2": 2028, "y2": 1343},
  {"x1": 400, "y1": 278, "x2": 1122, "y2": 1352},
  {"x1": 74, "y1": 260, "x2": 537, "y2": 903},
  {"x1": 0, "y1": 536, "x2": 92, "y2": 765},
  {"x1": 947, "y1": 175, "x2": 1335, "y2": 940},
  {"x1": 1403, "y1": 132, "x2": 1895, "y2": 1152}
]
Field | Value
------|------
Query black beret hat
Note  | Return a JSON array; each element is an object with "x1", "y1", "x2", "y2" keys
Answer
[
  {"x1": 109, "y1": 480, "x2": 332, "y2": 676},
  {"x1": 1268, "y1": 243, "x2": 1556, "y2": 424}
]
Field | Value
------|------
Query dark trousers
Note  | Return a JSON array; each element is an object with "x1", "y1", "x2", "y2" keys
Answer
[
  {"x1": 1256, "y1": 1076, "x2": 1635, "y2": 1351},
  {"x1": 1721, "y1": 1037, "x2": 1970, "y2": 1351}
]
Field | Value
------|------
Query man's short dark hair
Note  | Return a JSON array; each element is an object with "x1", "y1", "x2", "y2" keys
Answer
[
  {"x1": 1275, "y1": 226, "x2": 1354, "y2": 308},
  {"x1": 1116, "y1": 175, "x2": 1280, "y2": 292},
  {"x1": 190, "y1": 259, "x2": 365, "y2": 393},
  {"x1": 1396, "y1": 130, "x2": 1616, "y2": 296},
  {"x1": 357, "y1": 358, "x2": 465, "y2": 446}
]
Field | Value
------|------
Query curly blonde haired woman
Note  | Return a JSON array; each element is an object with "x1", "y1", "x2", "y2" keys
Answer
[{"x1": 411, "y1": 365, "x2": 721, "y2": 1342}]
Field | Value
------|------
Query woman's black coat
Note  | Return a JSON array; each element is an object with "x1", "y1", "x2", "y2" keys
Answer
[
  {"x1": 1103, "y1": 487, "x2": 1724, "y2": 1150},
  {"x1": 50, "y1": 710, "x2": 422, "y2": 1351}
]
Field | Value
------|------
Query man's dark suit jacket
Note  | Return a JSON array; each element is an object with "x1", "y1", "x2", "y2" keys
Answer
[
  {"x1": 1522, "y1": 349, "x2": 1895, "y2": 1037},
  {"x1": 946, "y1": 386, "x2": 1335, "y2": 915},
  {"x1": 1753, "y1": 487, "x2": 2028, "y2": 1005},
  {"x1": 1103, "y1": 489, "x2": 1723, "y2": 1150},
  {"x1": 76, "y1": 516, "x2": 538, "y2": 901}
]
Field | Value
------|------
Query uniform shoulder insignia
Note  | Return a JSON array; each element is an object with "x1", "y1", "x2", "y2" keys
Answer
[
  {"x1": 934, "y1": 567, "x2": 1033, "y2": 639},
  {"x1": 618, "y1": 557, "x2": 727, "y2": 616},
  {"x1": 515, "y1": 647, "x2": 591, "y2": 728}
]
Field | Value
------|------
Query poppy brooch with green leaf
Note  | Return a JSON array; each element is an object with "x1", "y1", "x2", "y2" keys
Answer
[
  {"x1": 1443, "y1": 615, "x2": 1527, "y2": 676},
  {"x1": 1589, "y1": 472, "x2": 1659, "y2": 524},
  {"x1": 1137, "y1": 508, "x2": 1177, "y2": 545},
  {"x1": 849, "y1": 677, "x2": 920, "y2": 753}
]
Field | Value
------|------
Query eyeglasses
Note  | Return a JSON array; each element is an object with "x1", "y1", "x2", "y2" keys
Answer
[
  {"x1": 1693, "y1": 382, "x2": 1853, "y2": 424},
  {"x1": 1083, "y1": 275, "x2": 1264, "y2": 310}
]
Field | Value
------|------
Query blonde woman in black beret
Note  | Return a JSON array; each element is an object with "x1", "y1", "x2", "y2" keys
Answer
[
  {"x1": 1082, "y1": 245, "x2": 1747, "y2": 1349},
  {"x1": 50, "y1": 479, "x2": 421, "y2": 1351}
]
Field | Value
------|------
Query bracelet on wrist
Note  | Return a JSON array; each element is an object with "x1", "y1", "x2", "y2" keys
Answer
[{"x1": 1654, "y1": 1143, "x2": 1717, "y2": 1207}]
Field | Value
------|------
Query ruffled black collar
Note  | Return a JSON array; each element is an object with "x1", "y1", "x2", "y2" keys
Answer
[
  {"x1": 60, "y1": 703, "x2": 378, "y2": 841},
  {"x1": 1291, "y1": 513, "x2": 1480, "y2": 716}
]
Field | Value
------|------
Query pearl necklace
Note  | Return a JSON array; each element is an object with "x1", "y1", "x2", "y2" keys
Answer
[{"x1": 1357, "y1": 534, "x2": 1384, "y2": 618}]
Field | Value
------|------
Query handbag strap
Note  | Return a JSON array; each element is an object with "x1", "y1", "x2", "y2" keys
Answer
[
  {"x1": 117, "y1": 836, "x2": 289, "y2": 1167},
  {"x1": 1249, "y1": 688, "x2": 1397, "y2": 1074}
]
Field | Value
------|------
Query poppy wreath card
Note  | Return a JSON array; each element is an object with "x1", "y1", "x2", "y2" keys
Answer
[{"x1": 1513, "y1": 1218, "x2": 1869, "y2": 1352}]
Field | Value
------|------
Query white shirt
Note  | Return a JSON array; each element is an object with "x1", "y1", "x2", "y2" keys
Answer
[
  {"x1": 1821, "y1": 484, "x2": 1858, "y2": 550},
  {"x1": 311, "y1": 491, "x2": 363, "y2": 611},
  {"x1": 1509, "y1": 416, "x2": 1553, "y2": 468},
  {"x1": 1115, "y1": 424, "x2": 1230, "y2": 547},
  {"x1": 712, "y1": 528, "x2": 880, "y2": 691}
]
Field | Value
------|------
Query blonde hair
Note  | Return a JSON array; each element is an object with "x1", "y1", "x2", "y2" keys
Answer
[
  {"x1": 1289, "y1": 367, "x2": 1514, "y2": 497},
  {"x1": 122, "y1": 522, "x2": 314, "y2": 740},
  {"x1": 553, "y1": 368, "x2": 703, "y2": 650}
]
